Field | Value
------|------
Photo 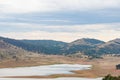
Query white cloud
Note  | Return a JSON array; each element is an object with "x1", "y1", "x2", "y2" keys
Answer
[
  {"x1": 0, "y1": 22, "x2": 120, "y2": 32},
  {"x1": 0, "y1": 22, "x2": 120, "y2": 42},
  {"x1": 0, "y1": 0, "x2": 120, "y2": 13},
  {"x1": 0, "y1": 0, "x2": 119, "y2": 42},
  {"x1": 0, "y1": 0, "x2": 57, "y2": 13},
  {"x1": 0, "y1": 29, "x2": 119, "y2": 42}
]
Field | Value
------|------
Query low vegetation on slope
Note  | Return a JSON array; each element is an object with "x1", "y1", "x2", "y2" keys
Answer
[
  {"x1": 0, "y1": 39, "x2": 35, "y2": 60},
  {"x1": 103, "y1": 74, "x2": 120, "y2": 80},
  {"x1": 0, "y1": 37, "x2": 67, "y2": 55},
  {"x1": 0, "y1": 36, "x2": 120, "y2": 57}
]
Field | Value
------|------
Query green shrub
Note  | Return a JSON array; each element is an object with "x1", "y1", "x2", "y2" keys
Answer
[{"x1": 103, "y1": 74, "x2": 120, "y2": 80}]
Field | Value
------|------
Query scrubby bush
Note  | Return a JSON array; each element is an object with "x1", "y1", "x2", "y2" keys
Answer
[{"x1": 103, "y1": 74, "x2": 120, "y2": 80}]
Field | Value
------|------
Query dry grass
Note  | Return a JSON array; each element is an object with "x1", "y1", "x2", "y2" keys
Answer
[{"x1": 0, "y1": 55, "x2": 120, "y2": 78}]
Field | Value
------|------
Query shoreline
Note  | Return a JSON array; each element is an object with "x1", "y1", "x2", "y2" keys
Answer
[
  {"x1": 2, "y1": 70, "x2": 99, "y2": 79},
  {"x1": 0, "y1": 56, "x2": 120, "y2": 78}
]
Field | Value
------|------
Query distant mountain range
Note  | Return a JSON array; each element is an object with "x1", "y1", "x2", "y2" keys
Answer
[{"x1": 0, "y1": 36, "x2": 120, "y2": 58}]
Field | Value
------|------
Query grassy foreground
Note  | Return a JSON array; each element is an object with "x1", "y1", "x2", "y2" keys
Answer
[{"x1": 0, "y1": 55, "x2": 120, "y2": 78}]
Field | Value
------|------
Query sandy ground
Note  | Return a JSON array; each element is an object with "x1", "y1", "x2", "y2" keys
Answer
[{"x1": 0, "y1": 55, "x2": 120, "y2": 78}]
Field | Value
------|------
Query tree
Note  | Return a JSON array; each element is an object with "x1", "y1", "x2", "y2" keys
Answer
[{"x1": 103, "y1": 74, "x2": 120, "y2": 80}]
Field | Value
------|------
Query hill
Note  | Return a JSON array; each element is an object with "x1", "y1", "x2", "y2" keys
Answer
[
  {"x1": 0, "y1": 36, "x2": 120, "y2": 57},
  {"x1": 21, "y1": 40, "x2": 67, "y2": 54},
  {"x1": 97, "y1": 38, "x2": 120, "y2": 55},
  {"x1": 70, "y1": 38, "x2": 104, "y2": 46},
  {"x1": 0, "y1": 37, "x2": 67, "y2": 55},
  {"x1": 65, "y1": 38, "x2": 120, "y2": 56},
  {"x1": 64, "y1": 38, "x2": 105, "y2": 55},
  {"x1": 0, "y1": 39, "x2": 33, "y2": 60}
]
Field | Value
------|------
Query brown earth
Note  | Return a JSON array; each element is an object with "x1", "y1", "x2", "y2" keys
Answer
[{"x1": 0, "y1": 55, "x2": 120, "y2": 78}]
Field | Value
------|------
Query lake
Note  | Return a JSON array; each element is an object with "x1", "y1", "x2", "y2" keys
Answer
[{"x1": 0, "y1": 64, "x2": 102, "y2": 80}]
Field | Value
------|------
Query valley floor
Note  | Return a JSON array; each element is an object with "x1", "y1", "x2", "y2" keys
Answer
[{"x1": 0, "y1": 55, "x2": 120, "y2": 78}]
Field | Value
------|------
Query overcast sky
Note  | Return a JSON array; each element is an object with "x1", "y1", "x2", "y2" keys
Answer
[{"x1": 0, "y1": 0, "x2": 120, "y2": 42}]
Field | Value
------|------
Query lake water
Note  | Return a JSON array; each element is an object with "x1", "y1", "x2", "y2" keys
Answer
[
  {"x1": 0, "y1": 78, "x2": 102, "y2": 80},
  {"x1": 0, "y1": 64, "x2": 102, "y2": 80}
]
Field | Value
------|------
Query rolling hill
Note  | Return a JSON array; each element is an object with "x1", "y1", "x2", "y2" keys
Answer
[
  {"x1": 0, "y1": 36, "x2": 120, "y2": 57},
  {"x1": 0, "y1": 39, "x2": 33, "y2": 60},
  {"x1": 64, "y1": 38, "x2": 105, "y2": 55},
  {"x1": 97, "y1": 38, "x2": 120, "y2": 55},
  {"x1": 0, "y1": 37, "x2": 67, "y2": 55}
]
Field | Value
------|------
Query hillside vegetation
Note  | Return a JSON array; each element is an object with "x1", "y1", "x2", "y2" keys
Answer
[
  {"x1": 0, "y1": 36, "x2": 120, "y2": 57},
  {"x1": 0, "y1": 39, "x2": 37, "y2": 60},
  {"x1": 103, "y1": 74, "x2": 120, "y2": 80}
]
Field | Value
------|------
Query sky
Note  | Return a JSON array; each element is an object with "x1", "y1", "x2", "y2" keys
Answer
[{"x1": 0, "y1": 0, "x2": 120, "y2": 42}]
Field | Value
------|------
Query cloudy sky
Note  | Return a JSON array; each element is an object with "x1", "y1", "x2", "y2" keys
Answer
[{"x1": 0, "y1": 0, "x2": 120, "y2": 42}]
